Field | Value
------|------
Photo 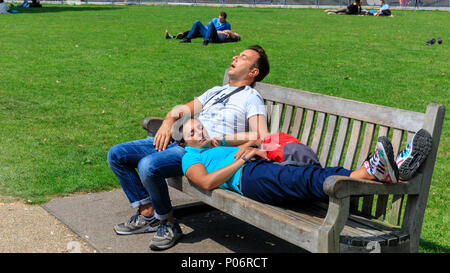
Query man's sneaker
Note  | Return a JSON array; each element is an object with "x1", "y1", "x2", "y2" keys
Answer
[
  {"x1": 202, "y1": 40, "x2": 210, "y2": 46},
  {"x1": 114, "y1": 212, "x2": 160, "y2": 235},
  {"x1": 363, "y1": 136, "x2": 399, "y2": 184},
  {"x1": 179, "y1": 38, "x2": 191, "y2": 44},
  {"x1": 149, "y1": 220, "x2": 183, "y2": 251},
  {"x1": 396, "y1": 129, "x2": 432, "y2": 181}
]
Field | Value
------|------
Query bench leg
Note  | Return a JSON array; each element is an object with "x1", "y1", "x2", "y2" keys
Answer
[{"x1": 317, "y1": 197, "x2": 350, "y2": 253}]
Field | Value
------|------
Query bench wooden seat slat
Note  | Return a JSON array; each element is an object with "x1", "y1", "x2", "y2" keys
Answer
[{"x1": 143, "y1": 71, "x2": 444, "y2": 252}]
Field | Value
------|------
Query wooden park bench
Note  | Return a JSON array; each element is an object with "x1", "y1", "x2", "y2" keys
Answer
[{"x1": 142, "y1": 70, "x2": 444, "y2": 253}]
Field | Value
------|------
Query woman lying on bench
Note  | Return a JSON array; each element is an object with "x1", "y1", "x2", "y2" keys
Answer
[{"x1": 180, "y1": 118, "x2": 431, "y2": 205}]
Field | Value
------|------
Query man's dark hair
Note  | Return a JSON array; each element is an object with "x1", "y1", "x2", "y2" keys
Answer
[
  {"x1": 247, "y1": 45, "x2": 270, "y2": 83},
  {"x1": 219, "y1": 11, "x2": 227, "y2": 19}
]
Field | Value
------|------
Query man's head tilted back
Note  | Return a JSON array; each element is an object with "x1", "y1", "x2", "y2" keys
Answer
[
  {"x1": 246, "y1": 45, "x2": 270, "y2": 83},
  {"x1": 228, "y1": 45, "x2": 270, "y2": 85}
]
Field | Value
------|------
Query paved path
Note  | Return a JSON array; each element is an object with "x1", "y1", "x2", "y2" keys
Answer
[
  {"x1": 0, "y1": 189, "x2": 306, "y2": 253},
  {"x1": 0, "y1": 201, "x2": 96, "y2": 253}
]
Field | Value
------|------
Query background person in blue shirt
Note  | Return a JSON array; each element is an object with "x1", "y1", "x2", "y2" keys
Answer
[
  {"x1": 165, "y1": 11, "x2": 232, "y2": 43},
  {"x1": 374, "y1": 0, "x2": 392, "y2": 16},
  {"x1": 180, "y1": 23, "x2": 241, "y2": 46}
]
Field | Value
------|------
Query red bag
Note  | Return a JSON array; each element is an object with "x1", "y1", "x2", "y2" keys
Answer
[
  {"x1": 261, "y1": 132, "x2": 301, "y2": 162},
  {"x1": 261, "y1": 132, "x2": 321, "y2": 166}
]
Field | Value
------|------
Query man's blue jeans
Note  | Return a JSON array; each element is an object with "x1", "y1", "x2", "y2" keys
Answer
[
  {"x1": 187, "y1": 20, "x2": 219, "y2": 42},
  {"x1": 107, "y1": 138, "x2": 186, "y2": 220}
]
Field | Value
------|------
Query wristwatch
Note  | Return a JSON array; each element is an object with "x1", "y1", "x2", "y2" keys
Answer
[{"x1": 241, "y1": 156, "x2": 250, "y2": 163}]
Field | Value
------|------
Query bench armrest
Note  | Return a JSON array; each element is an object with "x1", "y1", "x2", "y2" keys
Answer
[
  {"x1": 323, "y1": 175, "x2": 422, "y2": 199},
  {"x1": 318, "y1": 175, "x2": 421, "y2": 252},
  {"x1": 142, "y1": 117, "x2": 164, "y2": 137}
]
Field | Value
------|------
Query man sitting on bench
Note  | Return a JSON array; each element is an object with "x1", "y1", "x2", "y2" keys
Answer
[{"x1": 108, "y1": 45, "x2": 270, "y2": 251}]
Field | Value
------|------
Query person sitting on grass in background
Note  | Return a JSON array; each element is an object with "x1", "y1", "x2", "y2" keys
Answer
[
  {"x1": 165, "y1": 11, "x2": 237, "y2": 46},
  {"x1": 165, "y1": 11, "x2": 231, "y2": 40},
  {"x1": 0, "y1": 0, "x2": 10, "y2": 14},
  {"x1": 166, "y1": 23, "x2": 240, "y2": 46},
  {"x1": 325, "y1": 0, "x2": 361, "y2": 15},
  {"x1": 374, "y1": 0, "x2": 392, "y2": 16},
  {"x1": 180, "y1": 117, "x2": 432, "y2": 209},
  {"x1": 362, "y1": 0, "x2": 393, "y2": 16}
]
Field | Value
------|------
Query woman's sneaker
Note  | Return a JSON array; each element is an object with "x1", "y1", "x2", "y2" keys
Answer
[
  {"x1": 364, "y1": 136, "x2": 399, "y2": 184},
  {"x1": 396, "y1": 129, "x2": 432, "y2": 181},
  {"x1": 114, "y1": 212, "x2": 160, "y2": 235},
  {"x1": 149, "y1": 219, "x2": 183, "y2": 251}
]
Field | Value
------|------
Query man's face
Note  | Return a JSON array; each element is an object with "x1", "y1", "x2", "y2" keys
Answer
[
  {"x1": 228, "y1": 49, "x2": 259, "y2": 82},
  {"x1": 219, "y1": 15, "x2": 226, "y2": 24},
  {"x1": 183, "y1": 119, "x2": 210, "y2": 148}
]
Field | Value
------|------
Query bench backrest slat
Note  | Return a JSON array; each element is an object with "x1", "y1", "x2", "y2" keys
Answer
[
  {"x1": 290, "y1": 107, "x2": 304, "y2": 139},
  {"x1": 301, "y1": 110, "x2": 315, "y2": 145},
  {"x1": 330, "y1": 117, "x2": 350, "y2": 167},
  {"x1": 311, "y1": 112, "x2": 326, "y2": 154},
  {"x1": 281, "y1": 105, "x2": 294, "y2": 134},
  {"x1": 319, "y1": 114, "x2": 338, "y2": 167},
  {"x1": 270, "y1": 102, "x2": 283, "y2": 134},
  {"x1": 343, "y1": 120, "x2": 363, "y2": 170}
]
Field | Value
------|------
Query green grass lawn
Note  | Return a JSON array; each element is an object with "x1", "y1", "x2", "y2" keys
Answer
[{"x1": 0, "y1": 4, "x2": 448, "y2": 252}]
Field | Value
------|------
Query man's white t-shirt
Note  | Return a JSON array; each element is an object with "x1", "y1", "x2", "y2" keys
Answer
[{"x1": 197, "y1": 85, "x2": 266, "y2": 138}]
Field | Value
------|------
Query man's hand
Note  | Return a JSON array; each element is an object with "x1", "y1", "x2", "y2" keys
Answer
[
  {"x1": 153, "y1": 120, "x2": 173, "y2": 151},
  {"x1": 223, "y1": 30, "x2": 232, "y2": 38},
  {"x1": 218, "y1": 30, "x2": 232, "y2": 38},
  {"x1": 153, "y1": 99, "x2": 202, "y2": 151}
]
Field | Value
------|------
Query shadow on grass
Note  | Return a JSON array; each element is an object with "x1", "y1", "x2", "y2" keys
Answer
[
  {"x1": 420, "y1": 238, "x2": 450, "y2": 253},
  {"x1": 11, "y1": 5, "x2": 124, "y2": 13}
]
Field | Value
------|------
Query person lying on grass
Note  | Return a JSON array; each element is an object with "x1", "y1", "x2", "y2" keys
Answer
[
  {"x1": 181, "y1": 118, "x2": 432, "y2": 206},
  {"x1": 325, "y1": 0, "x2": 362, "y2": 15}
]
